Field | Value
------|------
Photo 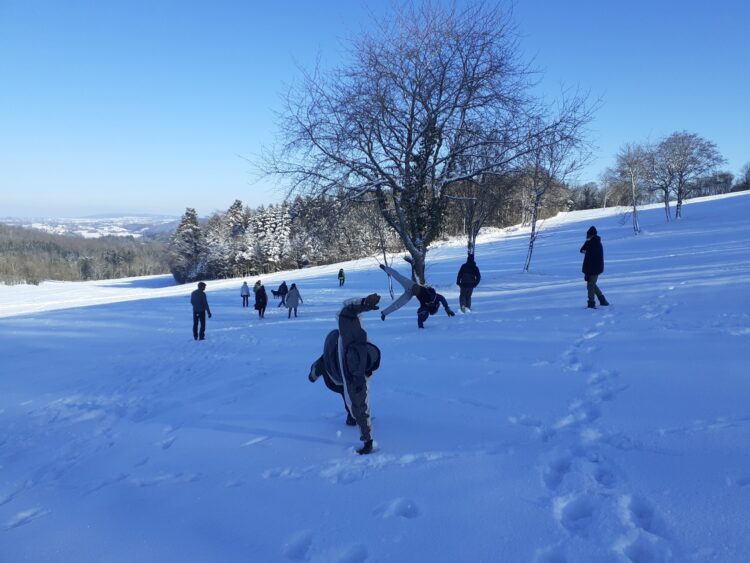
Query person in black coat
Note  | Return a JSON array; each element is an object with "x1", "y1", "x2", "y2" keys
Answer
[
  {"x1": 275, "y1": 281, "x2": 289, "y2": 307},
  {"x1": 190, "y1": 282, "x2": 212, "y2": 340},
  {"x1": 254, "y1": 284, "x2": 268, "y2": 318},
  {"x1": 580, "y1": 226, "x2": 609, "y2": 308},
  {"x1": 456, "y1": 253, "x2": 481, "y2": 312}
]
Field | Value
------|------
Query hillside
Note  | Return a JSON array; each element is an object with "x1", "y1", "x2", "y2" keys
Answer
[{"x1": 0, "y1": 193, "x2": 748, "y2": 562}]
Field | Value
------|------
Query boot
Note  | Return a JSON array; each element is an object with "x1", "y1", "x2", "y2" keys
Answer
[
  {"x1": 357, "y1": 440, "x2": 374, "y2": 455},
  {"x1": 587, "y1": 300, "x2": 596, "y2": 309},
  {"x1": 598, "y1": 295, "x2": 609, "y2": 306}
]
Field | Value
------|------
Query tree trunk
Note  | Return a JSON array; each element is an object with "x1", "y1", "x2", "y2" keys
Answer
[
  {"x1": 630, "y1": 174, "x2": 641, "y2": 234},
  {"x1": 523, "y1": 195, "x2": 541, "y2": 271}
]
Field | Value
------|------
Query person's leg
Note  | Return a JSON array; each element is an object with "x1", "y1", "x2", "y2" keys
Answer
[
  {"x1": 587, "y1": 275, "x2": 598, "y2": 307},
  {"x1": 294, "y1": 307, "x2": 298, "y2": 318},
  {"x1": 192, "y1": 312, "x2": 200, "y2": 340},
  {"x1": 198, "y1": 312, "x2": 206, "y2": 339},
  {"x1": 466, "y1": 287, "x2": 473, "y2": 310},
  {"x1": 288, "y1": 308, "x2": 292, "y2": 319}
]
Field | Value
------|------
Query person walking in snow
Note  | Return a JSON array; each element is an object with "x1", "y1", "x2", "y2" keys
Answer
[
  {"x1": 240, "y1": 281, "x2": 250, "y2": 308},
  {"x1": 309, "y1": 293, "x2": 382, "y2": 455},
  {"x1": 190, "y1": 282, "x2": 212, "y2": 340},
  {"x1": 275, "y1": 281, "x2": 289, "y2": 307},
  {"x1": 338, "y1": 268, "x2": 346, "y2": 287},
  {"x1": 379, "y1": 264, "x2": 455, "y2": 328},
  {"x1": 254, "y1": 282, "x2": 268, "y2": 319},
  {"x1": 456, "y1": 253, "x2": 481, "y2": 312},
  {"x1": 285, "y1": 283, "x2": 303, "y2": 318},
  {"x1": 580, "y1": 226, "x2": 609, "y2": 309},
  {"x1": 253, "y1": 280, "x2": 262, "y2": 295}
]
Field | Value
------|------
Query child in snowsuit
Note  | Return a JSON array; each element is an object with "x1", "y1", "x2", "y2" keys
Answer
[
  {"x1": 286, "y1": 283, "x2": 303, "y2": 318},
  {"x1": 379, "y1": 264, "x2": 455, "y2": 328},
  {"x1": 338, "y1": 269, "x2": 345, "y2": 287},
  {"x1": 309, "y1": 294, "x2": 381, "y2": 455},
  {"x1": 580, "y1": 226, "x2": 609, "y2": 309}
]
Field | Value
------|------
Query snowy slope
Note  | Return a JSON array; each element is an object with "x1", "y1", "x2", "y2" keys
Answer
[{"x1": 1, "y1": 193, "x2": 749, "y2": 562}]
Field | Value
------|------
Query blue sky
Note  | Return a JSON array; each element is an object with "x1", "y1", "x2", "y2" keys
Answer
[{"x1": 1, "y1": 0, "x2": 747, "y2": 217}]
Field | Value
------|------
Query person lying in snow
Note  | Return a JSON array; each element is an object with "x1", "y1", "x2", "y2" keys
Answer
[
  {"x1": 378, "y1": 264, "x2": 455, "y2": 328},
  {"x1": 308, "y1": 293, "x2": 382, "y2": 455}
]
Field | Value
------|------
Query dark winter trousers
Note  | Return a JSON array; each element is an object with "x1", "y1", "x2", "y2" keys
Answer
[
  {"x1": 459, "y1": 287, "x2": 474, "y2": 310},
  {"x1": 311, "y1": 356, "x2": 353, "y2": 419},
  {"x1": 339, "y1": 278, "x2": 344, "y2": 286},
  {"x1": 288, "y1": 306, "x2": 298, "y2": 318},
  {"x1": 192, "y1": 311, "x2": 206, "y2": 340},
  {"x1": 242, "y1": 295, "x2": 249, "y2": 307},
  {"x1": 586, "y1": 275, "x2": 605, "y2": 303},
  {"x1": 278, "y1": 296, "x2": 286, "y2": 307},
  {"x1": 257, "y1": 306, "x2": 265, "y2": 318}
]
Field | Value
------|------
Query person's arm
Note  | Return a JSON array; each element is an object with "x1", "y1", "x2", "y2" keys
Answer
[
  {"x1": 437, "y1": 294, "x2": 455, "y2": 316},
  {"x1": 580, "y1": 240, "x2": 589, "y2": 254},
  {"x1": 204, "y1": 294, "x2": 212, "y2": 317},
  {"x1": 474, "y1": 267, "x2": 481, "y2": 286}
]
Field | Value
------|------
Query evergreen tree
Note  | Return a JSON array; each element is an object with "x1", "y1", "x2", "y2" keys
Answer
[{"x1": 168, "y1": 208, "x2": 206, "y2": 283}]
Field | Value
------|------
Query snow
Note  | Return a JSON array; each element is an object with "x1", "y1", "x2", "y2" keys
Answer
[{"x1": 1, "y1": 193, "x2": 749, "y2": 562}]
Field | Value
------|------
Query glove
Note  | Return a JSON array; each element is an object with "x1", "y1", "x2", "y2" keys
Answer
[
  {"x1": 208, "y1": 312, "x2": 212, "y2": 319},
  {"x1": 357, "y1": 440, "x2": 374, "y2": 455},
  {"x1": 379, "y1": 263, "x2": 386, "y2": 270},
  {"x1": 381, "y1": 312, "x2": 386, "y2": 321},
  {"x1": 447, "y1": 310, "x2": 455, "y2": 317},
  {"x1": 362, "y1": 293, "x2": 381, "y2": 311}
]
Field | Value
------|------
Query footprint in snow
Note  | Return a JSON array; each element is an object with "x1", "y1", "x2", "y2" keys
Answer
[
  {"x1": 310, "y1": 544, "x2": 368, "y2": 563},
  {"x1": 160, "y1": 436, "x2": 176, "y2": 450},
  {"x1": 553, "y1": 493, "x2": 597, "y2": 537},
  {"x1": 374, "y1": 498, "x2": 420, "y2": 519},
  {"x1": 726, "y1": 475, "x2": 750, "y2": 488},
  {"x1": 612, "y1": 529, "x2": 673, "y2": 563},
  {"x1": 533, "y1": 545, "x2": 568, "y2": 563},
  {"x1": 542, "y1": 455, "x2": 572, "y2": 490}
]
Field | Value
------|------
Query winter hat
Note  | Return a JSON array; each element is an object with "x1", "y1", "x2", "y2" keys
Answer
[
  {"x1": 198, "y1": 282, "x2": 206, "y2": 289},
  {"x1": 586, "y1": 226, "x2": 597, "y2": 237}
]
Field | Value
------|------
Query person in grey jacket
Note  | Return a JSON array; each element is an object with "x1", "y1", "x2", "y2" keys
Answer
[
  {"x1": 190, "y1": 282, "x2": 212, "y2": 340},
  {"x1": 286, "y1": 283, "x2": 303, "y2": 318},
  {"x1": 379, "y1": 264, "x2": 455, "y2": 328},
  {"x1": 309, "y1": 294, "x2": 382, "y2": 455}
]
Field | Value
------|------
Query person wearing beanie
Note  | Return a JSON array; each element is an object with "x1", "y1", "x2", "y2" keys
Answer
[
  {"x1": 580, "y1": 226, "x2": 609, "y2": 309},
  {"x1": 456, "y1": 253, "x2": 481, "y2": 312}
]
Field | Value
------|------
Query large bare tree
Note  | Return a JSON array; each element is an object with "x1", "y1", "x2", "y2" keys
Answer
[
  {"x1": 264, "y1": 1, "x2": 591, "y2": 283},
  {"x1": 658, "y1": 132, "x2": 725, "y2": 218},
  {"x1": 615, "y1": 143, "x2": 648, "y2": 233}
]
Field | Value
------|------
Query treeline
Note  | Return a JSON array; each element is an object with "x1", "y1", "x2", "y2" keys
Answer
[
  {"x1": 168, "y1": 198, "x2": 403, "y2": 283},
  {"x1": 0, "y1": 223, "x2": 169, "y2": 285}
]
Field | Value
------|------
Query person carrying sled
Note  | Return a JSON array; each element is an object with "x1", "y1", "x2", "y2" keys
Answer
[
  {"x1": 275, "y1": 281, "x2": 289, "y2": 307},
  {"x1": 456, "y1": 253, "x2": 481, "y2": 312},
  {"x1": 308, "y1": 293, "x2": 382, "y2": 455},
  {"x1": 190, "y1": 282, "x2": 212, "y2": 340},
  {"x1": 286, "y1": 283, "x2": 303, "y2": 318},
  {"x1": 240, "y1": 281, "x2": 250, "y2": 308},
  {"x1": 338, "y1": 268, "x2": 346, "y2": 287},
  {"x1": 254, "y1": 282, "x2": 268, "y2": 318},
  {"x1": 379, "y1": 264, "x2": 455, "y2": 328},
  {"x1": 580, "y1": 226, "x2": 609, "y2": 309}
]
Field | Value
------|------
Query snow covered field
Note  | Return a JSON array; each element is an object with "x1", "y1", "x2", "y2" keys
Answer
[{"x1": 1, "y1": 193, "x2": 749, "y2": 562}]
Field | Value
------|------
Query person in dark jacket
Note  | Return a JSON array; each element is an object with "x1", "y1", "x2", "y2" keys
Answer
[
  {"x1": 190, "y1": 282, "x2": 212, "y2": 340},
  {"x1": 456, "y1": 253, "x2": 481, "y2": 312},
  {"x1": 309, "y1": 294, "x2": 382, "y2": 455},
  {"x1": 254, "y1": 283, "x2": 268, "y2": 318},
  {"x1": 580, "y1": 226, "x2": 609, "y2": 309},
  {"x1": 275, "y1": 281, "x2": 289, "y2": 307},
  {"x1": 379, "y1": 264, "x2": 455, "y2": 328},
  {"x1": 338, "y1": 268, "x2": 346, "y2": 287}
]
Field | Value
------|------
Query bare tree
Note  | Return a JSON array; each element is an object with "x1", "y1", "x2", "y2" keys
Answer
[
  {"x1": 448, "y1": 172, "x2": 510, "y2": 254},
  {"x1": 643, "y1": 142, "x2": 675, "y2": 221},
  {"x1": 523, "y1": 118, "x2": 589, "y2": 271},
  {"x1": 615, "y1": 143, "x2": 648, "y2": 233},
  {"x1": 264, "y1": 2, "x2": 591, "y2": 283},
  {"x1": 657, "y1": 132, "x2": 726, "y2": 218}
]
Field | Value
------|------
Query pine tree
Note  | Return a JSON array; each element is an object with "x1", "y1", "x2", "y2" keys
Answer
[{"x1": 168, "y1": 208, "x2": 206, "y2": 283}]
